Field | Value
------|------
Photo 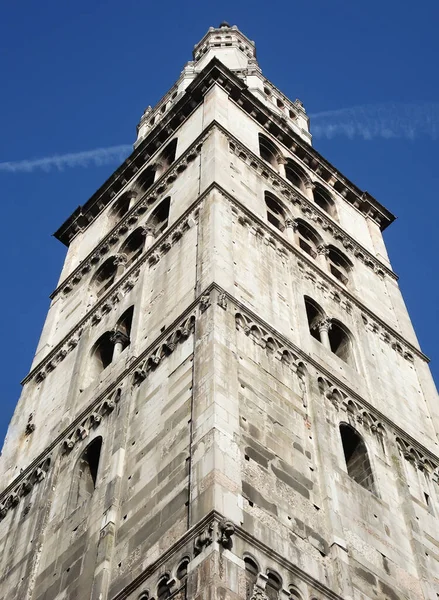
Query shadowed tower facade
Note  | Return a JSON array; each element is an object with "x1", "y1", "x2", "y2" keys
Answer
[{"x1": 1, "y1": 22, "x2": 439, "y2": 600}]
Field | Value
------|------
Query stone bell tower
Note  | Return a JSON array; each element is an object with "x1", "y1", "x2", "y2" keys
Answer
[{"x1": 1, "y1": 22, "x2": 439, "y2": 600}]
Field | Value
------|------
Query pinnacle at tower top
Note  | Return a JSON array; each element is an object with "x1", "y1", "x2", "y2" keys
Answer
[
  {"x1": 136, "y1": 22, "x2": 311, "y2": 149},
  {"x1": 1, "y1": 22, "x2": 439, "y2": 600}
]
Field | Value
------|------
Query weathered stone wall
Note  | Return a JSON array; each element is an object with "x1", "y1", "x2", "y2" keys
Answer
[{"x1": 1, "y1": 32, "x2": 439, "y2": 600}]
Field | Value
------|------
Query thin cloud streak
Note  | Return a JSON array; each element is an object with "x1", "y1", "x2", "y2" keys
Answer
[
  {"x1": 310, "y1": 103, "x2": 439, "y2": 141},
  {"x1": 0, "y1": 145, "x2": 132, "y2": 173}
]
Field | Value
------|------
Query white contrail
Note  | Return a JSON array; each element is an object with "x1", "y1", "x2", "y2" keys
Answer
[
  {"x1": 0, "y1": 145, "x2": 132, "y2": 173},
  {"x1": 310, "y1": 102, "x2": 439, "y2": 141}
]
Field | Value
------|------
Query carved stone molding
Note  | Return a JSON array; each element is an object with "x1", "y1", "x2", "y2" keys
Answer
[
  {"x1": 227, "y1": 135, "x2": 393, "y2": 280},
  {"x1": 0, "y1": 456, "x2": 51, "y2": 521},
  {"x1": 62, "y1": 388, "x2": 121, "y2": 454},
  {"x1": 132, "y1": 314, "x2": 197, "y2": 386},
  {"x1": 396, "y1": 437, "x2": 439, "y2": 480},
  {"x1": 235, "y1": 312, "x2": 307, "y2": 379}
]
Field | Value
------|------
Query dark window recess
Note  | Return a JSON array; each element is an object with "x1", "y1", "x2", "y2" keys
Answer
[
  {"x1": 328, "y1": 321, "x2": 351, "y2": 364},
  {"x1": 305, "y1": 297, "x2": 323, "y2": 342},
  {"x1": 340, "y1": 424, "x2": 376, "y2": 493},
  {"x1": 265, "y1": 193, "x2": 285, "y2": 231},
  {"x1": 266, "y1": 571, "x2": 282, "y2": 600},
  {"x1": 93, "y1": 257, "x2": 118, "y2": 297},
  {"x1": 244, "y1": 556, "x2": 259, "y2": 600},
  {"x1": 313, "y1": 187, "x2": 336, "y2": 217},
  {"x1": 149, "y1": 197, "x2": 171, "y2": 235},
  {"x1": 120, "y1": 229, "x2": 145, "y2": 266},
  {"x1": 72, "y1": 437, "x2": 103, "y2": 506},
  {"x1": 157, "y1": 576, "x2": 172, "y2": 600},
  {"x1": 259, "y1": 133, "x2": 279, "y2": 169}
]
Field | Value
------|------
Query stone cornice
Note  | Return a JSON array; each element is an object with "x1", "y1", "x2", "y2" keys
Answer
[
  {"x1": 213, "y1": 182, "x2": 427, "y2": 363},
  {"x1": 224, "y1": 125, "x2": 396, "y2": 281},
  {"x1": 54, "y1": 58, "x2": 394, "y2": 246},
  {"x1": 52, "y1": 128, "x2": 209, "y2": 299},
  {"x1": 23, "y1": 197, "x2": 203, "y2": 385}
]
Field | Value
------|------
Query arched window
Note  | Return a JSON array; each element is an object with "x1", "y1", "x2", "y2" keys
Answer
[
  {"x1": 91, "y1": 257, "x2": 118, "y2": 298},
  {"x1": 340, "y1": 424, "x2": 376, "y2": 493},
  {"x1": 120, "y1": 228, "x2": 145, "y2": 267},
  {"x1": 285, "y1": 159, "x2": 307, "y2": 193},
  {"x1": 295, "y1": 220, "x2": 322, "y2": 259},
  {"x1": 155, "y1": 139, "x2": 177, "y2": 178},
  {"x1": 70, "y1": 437, "x2": 102, "y2": 507},
  {"x1": 116, "y1": 306, "x2": 134, "y2": 340},
  {"x1": 148, "y1": 197, "x2": 170, "y2": 235},
  {"x1": 136, "y1": 165, "x2": 156, "y2": 195},
  {"x1": 110, "y1": 193, "x2": 132, "y2": 223},
  {"x1": 327, "y1": 246, "x2": 352, "y2": 286},
  {"x1": 176, "y1": 557, "x2": 190, "y2": 580},
  {"x1": 328, "y1": 320, "x2": 353, "y2": 365},
  {"x1": 265, "y1": 192, "x2": 286, "y2": 231},
  {"x1": 91, "y1": 332, "x2": 114, "y2": 377},
  {"x1": 259, "y1": 133, "x2": 280, "y2": 169},
  {"x1": 244, "y1": 556, "x2": 259, "y2": 600},
  {"x1": 157, "y1": 575, "x2": 172, "y2": 600},
  {"x1": 304, "y1": 297, "x2": 325, "y2": 342},
  {"x1": 266, "y1": 570, "x2": 282, "y2": 600},
  {"x1": 313, "y1": 184, "x2": 336, "y2": 218},
  {"x1": 288, "y1": 586, "x2": 304, "y2": 600}
]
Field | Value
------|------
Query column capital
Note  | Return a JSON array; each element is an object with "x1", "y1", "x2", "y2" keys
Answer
[
  {"x1": 317, "y1": 244, "x2": 329, "y2": 256},
  {"x1": 141, "y1": 225, "x2": 156, "y2": 237},
  {"x1": 315, "y1": 317, "x2": 332, "y2": 333},
  {"x1": 285, "y1": 218, "x2": 298, "y2": 231},
  {"x1": 110, "y1": 330, "x2": 130, "y2": 346}
]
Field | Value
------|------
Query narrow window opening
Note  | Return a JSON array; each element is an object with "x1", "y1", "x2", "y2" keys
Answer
[
  {"x1": 305, "y1": 297, "x2": 323, "y2": 342},
  {"x1": 120, "y1": 228, "x2": 145, "y2": 267},
  {"x1": 117, "y1": 306, "x2": 134, "y2": 340},
  {"x1": 71, "y1": 437, "x2": 103, "y2": 507},
  {"x1": 327, "y1": 246, "x2": 352, "y2": 286},
  {"x1": 92, "y1": 257, "x2": 118, "y2": 298},
  {"x1": 148, "y1": 197, "x2": 171, "y2": 235},
  {"x1": 295, "y1": 220, "x2": 321, "y2": 259},
  {"x1": 340, "y1": 424, "x2": 375, "y2": 493},
  {"x1": 265, "y1": 193, "x2": 286, "y2": 231},
  {"x1": 425, "y1": 492, "x2": 430, "y2": 506},
  {"x1": 266, "y1": 571, "x2": 282, "y2": 600},
  {"x1": 328, "y1": 321, "x2": 352, "y2": 364},
  {"x1": 313, "y1": 186, "x2": 336, "y2": 218},
  {"x1": 176, "y1": 557, "x2": 190, "y2": 580},
  {"x1": 136, "y1": 165, "x2": 156, "y2": 195},
  {"x1": 111, "y1": 194, "x2": 131, "y2": 222},
  {"x1": 93, "y1": 332, "x2": 114, "y2": 372},
  {"x1": 285, "y1": 160, "x2": 307, "y2": 193},
  {"x1": 157, "y1": 576, "x2": 172, "y2": 600},
  {"x1": 244, "y1": 556, "x2": 259, "y2": 600},
  {"x1": 259, "y1": 134, "x2": 280, "y2": 169},
  {"x1": 155, "y1": 139, "x2": 177, "y2": 178}
]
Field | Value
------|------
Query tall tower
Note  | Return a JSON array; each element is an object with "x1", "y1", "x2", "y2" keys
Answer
[{"x1": 1, "y1": 23, "x2": 439, "y2": 600}]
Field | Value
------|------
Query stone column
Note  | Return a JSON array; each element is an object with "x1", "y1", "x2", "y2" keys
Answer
[
  {"x1": 316, "y1": 318, "x2": 332, "y2": 349},
  {"x1": 277, "y1": 155, "x2": 286, "y2": 178},
  {"x1": 114, "y1": 253, "x2": 127, "y2": 278},
  {"x1": 141, "y1": 225, "x2": 156, "y2": 251},
  {"x1": 285, "y1": 218, "x2": 297, "y2": 244},
  {"x1": 317, "y1": 243, "x2": 329, "y2": 269},
  {"x1": 126, "y1": 189, "x2": 139, "y2": 210},
  {"x1": 305, "y1": 179, "x2": 315, "y2": 201},
  {"x1": 110, "y1": 331, "x2": 129, "y2": 361}
]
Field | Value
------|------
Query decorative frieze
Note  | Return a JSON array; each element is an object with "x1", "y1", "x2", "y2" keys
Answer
[
  {"x1": 227, "y1": 134, "x2": 392, "y2": 280},
  {"x1": 235, "y1": 311, "x2": 306, "y2": 379},
  {"x1": 132, "y1": 313, "x2": 197, "y2": 386},
  {"x1": 0, "y1": 455, "x2": 51, "y2": 521},
  {"x1": 62, "y1": 388, "x2": 121, "y2": 454}
]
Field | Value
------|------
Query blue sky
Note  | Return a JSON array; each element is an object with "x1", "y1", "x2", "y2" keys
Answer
[{"x1": 1, "y1": 0, "x2": 438, "y2": 448}]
